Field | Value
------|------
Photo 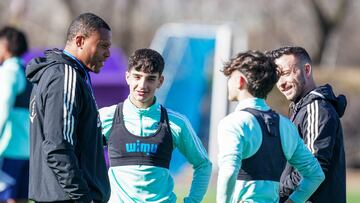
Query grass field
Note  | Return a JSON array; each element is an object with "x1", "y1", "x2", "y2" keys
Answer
[
  {"x1": 348, "y1": 192, "x2": 360, "y2": 203},
  {"x1": 174, "y1": 188, "x2": 360, "y2": 203},
  {"x1": 174, "y1": 169, "x2": 360, "y2": 203}
]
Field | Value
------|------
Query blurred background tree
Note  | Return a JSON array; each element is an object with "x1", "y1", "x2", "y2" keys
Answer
[{"x1": 1, "y1": 0, "x2": 359, "y2": 66}]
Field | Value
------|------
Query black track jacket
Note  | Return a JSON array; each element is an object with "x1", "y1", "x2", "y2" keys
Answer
[
  {"x1": 26, "y1": 49, "x2": 110, "y2": 202},
  {"x1": 280, "y1": 84, "x2": 347, "y2": 203}
]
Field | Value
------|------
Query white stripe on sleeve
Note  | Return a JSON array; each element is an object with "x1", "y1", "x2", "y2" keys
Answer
[
  {"x1": 306, "y1": 101, "x2": 319, "y2": 154},
  {"x1": 63, "y1": 65, "x2": 77, "y2": 145},
  {"x1": 306, "y1": 104, "x2": 312, "y2": 152}
]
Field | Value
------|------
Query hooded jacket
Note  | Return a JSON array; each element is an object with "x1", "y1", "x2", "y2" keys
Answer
[
  {"x1": 280, "y1": 84, "x2": 346, "y2": 203},
  {"x1": 26, "y1": 49, "x2": 110, "y2": 202}
]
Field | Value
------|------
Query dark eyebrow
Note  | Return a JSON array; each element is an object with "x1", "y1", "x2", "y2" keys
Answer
[
  {"x1": 147, "y1": 75, "x2": 157, "y2": 79},
  {"x1": 131, "y1": 72, "x2": 158, "y2": 79},
  {"x1": 132, "y1": 73, "x2": 142, "y2": 77}
]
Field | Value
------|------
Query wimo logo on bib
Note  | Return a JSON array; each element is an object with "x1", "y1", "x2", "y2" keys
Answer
[{"x1": 125, "y1": 140, "x2": 158, "y2": 156}]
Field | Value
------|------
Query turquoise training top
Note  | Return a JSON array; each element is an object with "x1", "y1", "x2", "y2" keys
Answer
[
  {"x1": 216, "y1": 98, "x2": 325, "y2": 203},
  {"x1": 0, "y1": 57, "x2": 30, "y2": 159},
  {"x1": 99, "y1": 97, "x2": 212, "y2": 203}
]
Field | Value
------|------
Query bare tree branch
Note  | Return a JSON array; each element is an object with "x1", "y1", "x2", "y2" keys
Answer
[{"x1": 309, "y1": 0, "x2": 349, "y2": 65}]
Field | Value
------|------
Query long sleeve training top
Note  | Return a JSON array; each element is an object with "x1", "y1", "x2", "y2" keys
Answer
[
  {"x1": 100, "y1": 97, "x2": 212, "y2": 203},
  {"x1": 217, "y1": 98, "x2": 324, "y2": 203}
]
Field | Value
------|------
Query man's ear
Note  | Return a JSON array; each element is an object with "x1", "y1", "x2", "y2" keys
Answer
[
  {"x1": 157, "y1": 75, "x2": 164, "y2": 88},
  {"x1": 125, "y1": 71, "x2": 130, "y2": 85},
  {"x1": 304, "y1": 63, "x2": 312, "y2": 78},
  {"x1": 239, "y1": 74, "x2": 247, "y2": 90},
  {"x1": 74, "y1": 34, "x2": 85, "y2": 48}
]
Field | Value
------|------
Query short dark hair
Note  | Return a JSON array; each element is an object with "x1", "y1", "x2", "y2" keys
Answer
[
  {"x1": 222, "y1": 50, "x2": 278, "y2": 99},
  {"x1": 0, "y1": 26, "x2": 28, "y2": 56},
  {"x1": 267, "y1": 46, "x2": 312, "y2": 65},
  {"x1": 66, "y1": 13, "x2": 111, "y2": 42},
  {"x1": 128, "y1": 48, "x2": 165, "y2": 75}
]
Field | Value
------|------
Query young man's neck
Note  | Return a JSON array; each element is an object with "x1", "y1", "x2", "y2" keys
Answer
[
  {"x1": 236, "y1": 91, "x2": 255, "y2": 102},
  {"x1": 129, "y1": 97, "x2": 155, "y2": 109}
]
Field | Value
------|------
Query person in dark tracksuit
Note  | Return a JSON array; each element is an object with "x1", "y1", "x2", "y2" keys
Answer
[
  {"x1": 216, "y1": 50, "x2": 324, "y2": 203},
  {"x1": 25, "y1": 13, "x2": 112, "y2": 203},
  {"x1": 269, "y1": 46, "x2": 347, "y2": 203},
  {"x1": 0, "y1": 26, "x2": 31, "y2": 203}
]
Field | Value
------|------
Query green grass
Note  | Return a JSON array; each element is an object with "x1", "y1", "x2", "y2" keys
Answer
[
  {"x1": 347, "y1": 191, "x2": 360, "y2": 203},
  {"x1": 175, "y1": 186, "x2": 359, "y2": 203},
  {"x1": 27, "y1": 187, "x2": 358, "y2": 203},
  {"x1": 174, "y1": 185, "x2": 216, "y2": 203}
]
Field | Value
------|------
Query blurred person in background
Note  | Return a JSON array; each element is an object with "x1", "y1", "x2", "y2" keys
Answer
[
  {"x1": 99, "y1": 48, "x2": 212, "y2": 203},
  {"x1": 0, "y1": 26, "x2": 31, "y2": 203},
  {"x1": 25, "y1": 13, "x2": 111, "y2": 202},
  {"x1": 269, "y1": 46, "x2": 347, "y2": 203},
  {"x1": 216, "y1": 50, "x2": 324, "y2": 203}
]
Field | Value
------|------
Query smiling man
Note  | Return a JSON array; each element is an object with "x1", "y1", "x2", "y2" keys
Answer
[
  {"x1": 216, "y1": 50, "x2": 324, "y2": 203},
  {"x1": 26, "y1": 13, "x2": 111, "y2": 202},
  {"x1": 269, "y1": 46, "x2": 347, "y2": 203},
  {"x1": 99, "y1": 48, "x2": 212, "y2": 203}
]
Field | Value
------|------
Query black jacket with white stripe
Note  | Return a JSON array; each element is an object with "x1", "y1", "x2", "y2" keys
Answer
[
  {"x1": 26, "y1": 49, "x2": 110, "y2": 202},
  {"x1": 280, "y1": 84, "x2": 347, "y2": 203}
]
